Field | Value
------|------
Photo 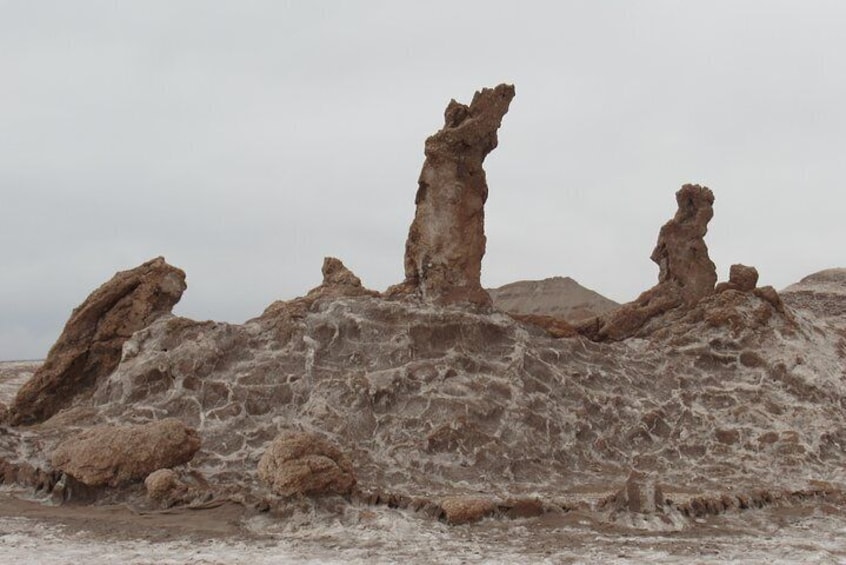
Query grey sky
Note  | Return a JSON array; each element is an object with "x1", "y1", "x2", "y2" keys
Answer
[{"x1": 2, "y1": 1, "x2": 844, "y2": 360}]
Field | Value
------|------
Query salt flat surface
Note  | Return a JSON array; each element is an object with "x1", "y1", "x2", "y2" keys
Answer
[{"x1": 2, "y1": 502, "x2": 845, "y2": 564}]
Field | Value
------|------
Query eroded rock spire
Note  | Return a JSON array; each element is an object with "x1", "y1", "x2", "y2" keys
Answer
[
  {"x1": 393, "y1": 83, "x2": 515, "y2": 306},
  {"x1": 578, "y1": 184, "x2": 717, "y2": 341}
]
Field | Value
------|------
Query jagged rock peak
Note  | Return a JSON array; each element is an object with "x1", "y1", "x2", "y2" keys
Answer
[
  {"x1": 320, "y1": 256, "x2": 363, "y2": 289},
  {"x1": 9, "y1": 257, "x2": 186, "y2": 425},
  {"x1": 393, "y1": 83, "x2": 516, "y2": 306},
  {"x1": 651, "y1": 184, "x2": 717, "y2": 305}
]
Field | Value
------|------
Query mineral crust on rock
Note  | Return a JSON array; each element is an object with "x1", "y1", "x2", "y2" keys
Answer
[
  {"x1": 258, "y1": 431, "x2": 356, "y2": 497},
  {"x1": 51, "y1": 418, "x2": 200, "y2": 487},
  {"x1": 578, "y1": 185, "x2": 717, "y2": 341},
  {"x1": 9, "y1": 257, "x2": 186, "y2": 425},
  {"x1": 391, "y1": 83, "x2": 515, "y2": 306}
]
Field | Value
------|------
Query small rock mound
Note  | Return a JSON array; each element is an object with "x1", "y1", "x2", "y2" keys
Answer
[
  {"x1": 440, "y1": 496, "x2": 498, "y2": 525},
  {"x1": 144, "y1": 468, "x2": 188, "y2": 503},
  {"x1": 51, "y1": 418, "x2": 201, "y2": 487},
  {"x1": 9, "y1": 257, "x2": 186, "y2": 425},
  {"x1": 258, "y1": 431, "x2": 356, "y2": 497}
]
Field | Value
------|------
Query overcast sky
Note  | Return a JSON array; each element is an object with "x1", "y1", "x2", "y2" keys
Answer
[{"x1": 2, "y1": 1, "x2": 845, "y2": 360}]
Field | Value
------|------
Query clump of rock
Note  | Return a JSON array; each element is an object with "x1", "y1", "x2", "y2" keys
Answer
[
  {"x1": 258, "y1": 431, "x2": 356, "y2": 497},
  {"x1": 51, "y1": 418, "x2": 200, "y2": 487},
  {"x1": 9, "y1": 257, "x2": 186, "y2": 425},
  {"x1": 440, "y1": 496, "x2": 498, "y2": 525},
  {"x1": 716, "y1": 264, "x2": 759, "y2": 293},
  {"x1": 391, "y1": 83, "x2": 515, "y2": 306},
  {"x1": 144, "y1": 468, "x2": 193, "y2": 506}
]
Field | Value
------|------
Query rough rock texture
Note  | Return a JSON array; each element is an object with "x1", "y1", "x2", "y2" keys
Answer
[
  {"x1": 489, "y1": 277, "x2": 619, "y2": 322},
  {"x1": 257, "y1": 431, "x2": 356, "y2": 497},
  {"x1": 261, "y1": 257, "x2": 376, "y2": 322},
  {"x1": 716, "y1": 264, "x2": 759, "y2": 293},
  {"x1": 9, "y1": 257, "x2": 186, "y2": 425},
  {"x1": 507, "y1": 313, "x2": 578, "y2": 338},
  {"x1": 601, "y1": 471, "x2": 665, "y2": 514},
  {"x1": 51, "y1": 418, "x2": 200, "y2": 487},
  {"x1": 577, "y1": 185, "x2": 717, "y2": 341},
  {"x1": 392, "y1": 83, "x2": 515, "y2": 306},
  {"x1": 440, "y1": 496, "x2": 498, "y2": 524},
  {"x1": 144, "y1": 468, "x2": 188, "y2": 503},
  {"x1": 782, "y1": 268, "x2": 846, "y2": 330}
]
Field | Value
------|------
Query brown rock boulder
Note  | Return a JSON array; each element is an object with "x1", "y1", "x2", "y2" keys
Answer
[
  {"x1": 392, "y1": 84, "x2": 515, "y2": 306},
  {"x1": 9, "y1": 257, "x2": 186, "y2": 425},
  {"x1": 144, "y1": 468, "x2": 190, "y2": 505},
  {"x1": 440, "y1": 496, "x2": 498, "y2": 524},
  {"x1": 577, "y1": 185, "x2": 717, "y2": 341},
  {"x1": 257, "y1": 431, "x2": 356, "y2": 497},
  {"x1": 51, "y1": 418, "x2": 201, "y2": 487},
  {"x1": 716, "y1": 264, "x2": 759, "y2": 293}
]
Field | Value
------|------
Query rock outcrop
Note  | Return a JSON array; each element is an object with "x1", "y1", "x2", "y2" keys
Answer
[
  {"x1": 258, "y1": 431, "x2": 356, "y2": 497},
  {"x1": 391, "y1": 83, "x2": 515, "y2": 306},
  {"x1": 9, "y1": 257, "x2": 186, "y2": 425},
  {"x1": 51, "y1": 418, "x2": 200, "y2": 487},
  {"x1": 716, "y1": 264, "x2": 759, "y2": 293},
  {"x1": 260, "y1": 257, "x2": 376, "y2": 321},
  {"x1": 577, "y1": 185, "x2": 717, "y2": 341}
]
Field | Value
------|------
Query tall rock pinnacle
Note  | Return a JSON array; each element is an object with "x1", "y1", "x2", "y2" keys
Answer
[
  {"x1": 397, "y1": 83, "x2": 515, "y2": 306},
  {"x1": 651, "y1": 184, "x2": 717, "y2": 305}
]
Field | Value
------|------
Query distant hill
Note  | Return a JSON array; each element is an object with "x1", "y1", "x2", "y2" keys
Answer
[{"x1": 488, "y1": 276, "x2": 619, "y2": 322}]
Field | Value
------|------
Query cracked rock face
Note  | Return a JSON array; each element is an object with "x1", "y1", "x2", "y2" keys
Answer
[
  {"x1": 578, "y1": 185, "x2": 717, "y2": 341},
  {"x1": 396, "y1": 83, "x2": 515, "y2": 306},
  {"x1": 9, "y1": 257, "x2": 186, "y2": 425}
]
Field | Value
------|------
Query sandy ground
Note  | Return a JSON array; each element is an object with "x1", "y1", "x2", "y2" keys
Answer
[{"x1": 2, "y1": 488, "x2": 846, "y2": 564}]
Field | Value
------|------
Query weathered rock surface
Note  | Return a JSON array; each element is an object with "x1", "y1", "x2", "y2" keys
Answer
[
  {"x1": 716, "y1": 264, "x2": 759, "y2": 293},
  {"x1": 144, "y1": 468, "x2": 188, "y2": 503},
  {"x1": 392, "y1": 83, "x2": 515, "y2": 306},
  {"x1": 601, "y1": 471, "x2": 665, "y2": 514},
  {"x1": 578, "y1": 185, "x2": 717, "y2": 341},
  {"x1": 258, "y1": 431, "x2": 356, "y2": 497},
  {"x1": 440, "y1": 496, "x2": 497, "y2": 524},
  {"x1": 51, "y1": 418, "x2": 200, "y2": 487},
  {"x1": 489, "y1": 276, "x2": 619, "y2": 322},
  {"x1": 9, "y1": 257, "x2": 186, "y2": 425},
  {"x1": 782, "y1": 268, "x2": 846, "y2": 330}
]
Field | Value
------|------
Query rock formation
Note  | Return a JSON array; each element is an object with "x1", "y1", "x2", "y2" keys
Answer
[
  {"x1": 258, "y1": 431, "x2": 356, "y2": 497},
  {"x1": 577, "y1": 184, "x2": 717, "y2": 341},
  {"x1": 391, "y1": 83, "x2": 515, "y2": 306},
  {"x1": 144, "y1": 468, "x2": 191, "y2": 506},
  {"x1": 9, "y1": 257, "x2": 186, "y2": 425},
  {"x1": 716, "y1": 264, "x2": 759, "y2": 293},
  {"x1": 51, "y1": 418, "x2": 200, "y2": 487},
  {"x1": 440, "y1": 496, "x2": 498, "y2": 525}
]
